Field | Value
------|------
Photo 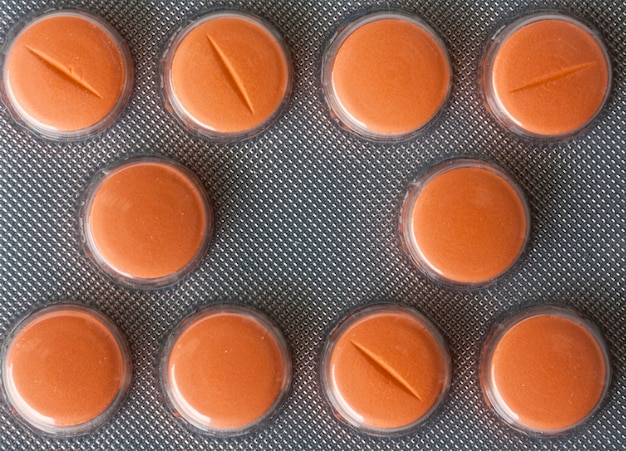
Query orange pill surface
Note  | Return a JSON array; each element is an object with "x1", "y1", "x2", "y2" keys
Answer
[
  {"x1": 163, "y1": 306, "x2": 291, "y2": 435},
  {"x1": 83, "y1": 157, "x2": 211, "y2": 287},
  {"x1": 163, "y1": 11, "x2": 291, "y2": 138},
  {"x1": 1, "y1": 305, "x2": 131, "y2": 435},
  {"x1": 484, "y1": 13, "x2": 610, "y2": 139},
  {"x1": 322, "y1": 305, "x2": 450, "y2": 434},
  {"x1": 481, "y1": 306, "x2": 610, "y2": 435},
  {"x1": 402, "y1": 159, "x2": 529, "y2": 287},
  {"x1": 323, "y1": 12, "x2": 451, "y2": 140},
  {"x1": 2, "y1": 10, "x2": 132, "y2": 138}
]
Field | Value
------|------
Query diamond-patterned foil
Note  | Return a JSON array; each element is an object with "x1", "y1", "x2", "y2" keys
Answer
[{"x1": 0, "y1": 1, "x2": 624, "y2": 449}]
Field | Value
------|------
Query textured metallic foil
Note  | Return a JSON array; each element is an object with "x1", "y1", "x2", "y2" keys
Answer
[{"x1": 0, "y1": 0, "x2": 624, "y2": 449}]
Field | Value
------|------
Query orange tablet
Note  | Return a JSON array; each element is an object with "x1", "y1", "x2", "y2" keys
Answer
[
  {"x1": 483, "y1": 13, "x2": 611, "y2": 139},
  {"x1": 481, "y1": 306, "x2": 610, "y2": 435},
  {"x1": 162, "y1": 11, "x2": 291, "y2": 139},
  {"x1": 322, "y1": 305, "x2": 450, "y2": 434},
  {"x1": 162, "y1": 306, "x2": 291, "y2": 435},
  {"x1": 401, "y1": 159, "x2": 529, "y2": 287},
  {"x1": 323, "y1": 12, "x2": 451, "y2": 140},
  {"x1": 2, "y1": 10, "x2": 133, "y2": 139},
  {"x1": 82, "y1": 157, "x2": 212, "y2": 288},
  {"x1": 1, "y1": 304, "x2": 131, "y2": 436}
]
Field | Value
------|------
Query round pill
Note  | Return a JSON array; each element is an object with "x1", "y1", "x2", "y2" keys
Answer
[
  {"x1": 322, "y1": 305, "x2": 450, "y2": 434},
  {"x1": 402, "y1": 159, "x2": 529, "y2": 287},
  {"x1": 1, "y1": 304, "x2": 131, "y2": 435},
  {"x1": 481, "y1": 306, "x2": 610, "y2": 435},
  {"x1": 483, "y1": 13, "x2": 610, "y2": 139},
  {"x1": 163, "y1": 11, "x2": 291, "y2": 139},
  {"x1": 162, "y1": 306, "x2": 291, "y2": 435},
  {"x1": 2, "y1": 10, "x2": 132, "y2": 139},
  {"x1": 323, "y1": 12, "x2": 451, "y2": 140},
  {"x1": 82, "y1": 157, "x2": 212, "y2": 288}
]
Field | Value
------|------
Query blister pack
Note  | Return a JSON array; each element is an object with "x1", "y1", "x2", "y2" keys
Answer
[{"x1": 0, "y1": 0, "x2": 624, "y2": 449}]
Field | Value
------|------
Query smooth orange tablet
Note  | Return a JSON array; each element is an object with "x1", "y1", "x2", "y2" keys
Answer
[
  {"x1": 483, "y1": 13, "x2": 611, "y2": 139},
  {"x1": 163, "y1": 11, "x2": 291, "y2": 139},
  {"x1": 322, "y1": 305, "x2": 450, "y2": 434},
  {"x1": 401, "y1": 159, "x2": 529, "y2": 287},
  {"x1": 1, "y1": 304, "x2": 131, "y2": 436},
  {"x1": 2, "y1": 10, "x2": 133, "y2": 139},
  {"x1": 162, "y1": 306, "x2": 291, "y2": 435},
  {"x1": 481, "y1": 306, "x2": 610, "y2": 435},
  {"x1": 83, "y1": 157, "x2": 212, "y2": 288},
  {"x1": 323, "y1": 12, "x2": 451, "y2": 140}
]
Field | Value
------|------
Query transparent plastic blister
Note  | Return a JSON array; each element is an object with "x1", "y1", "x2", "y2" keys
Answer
[
  {"x1": 80, "y1": 155, "x2": 213, "y2": 289},
  {"x1": 481, "y1": 11, "x2": 611, "y2": 140},
  {"x1": 160, "y1": 305, "x2": 292, "y2": 436},
  {"x1": 480, "y1": 305, "x2": 611, "y2": 437},
  {"x1": 400, "y1": 158, "x2": 531, "y2": 289},
  {"x1": 322, "y1": 10, "x2": 452, "y2": 141},
  {"x1": 0, "y1": 0, "x2": 623, "y2": 449},
  {"x1": 0, "y1": 304, "x2": 132, "y2": 437},
  {"x1": 321, "y1": 304, "x2": 450, "y2": 436},
  {"x1": 161, "y1": 9, "x2": 293, "y2": 141},
  {"x1": 0, "y1": 8, "x2": 133, "y2": 140}
]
